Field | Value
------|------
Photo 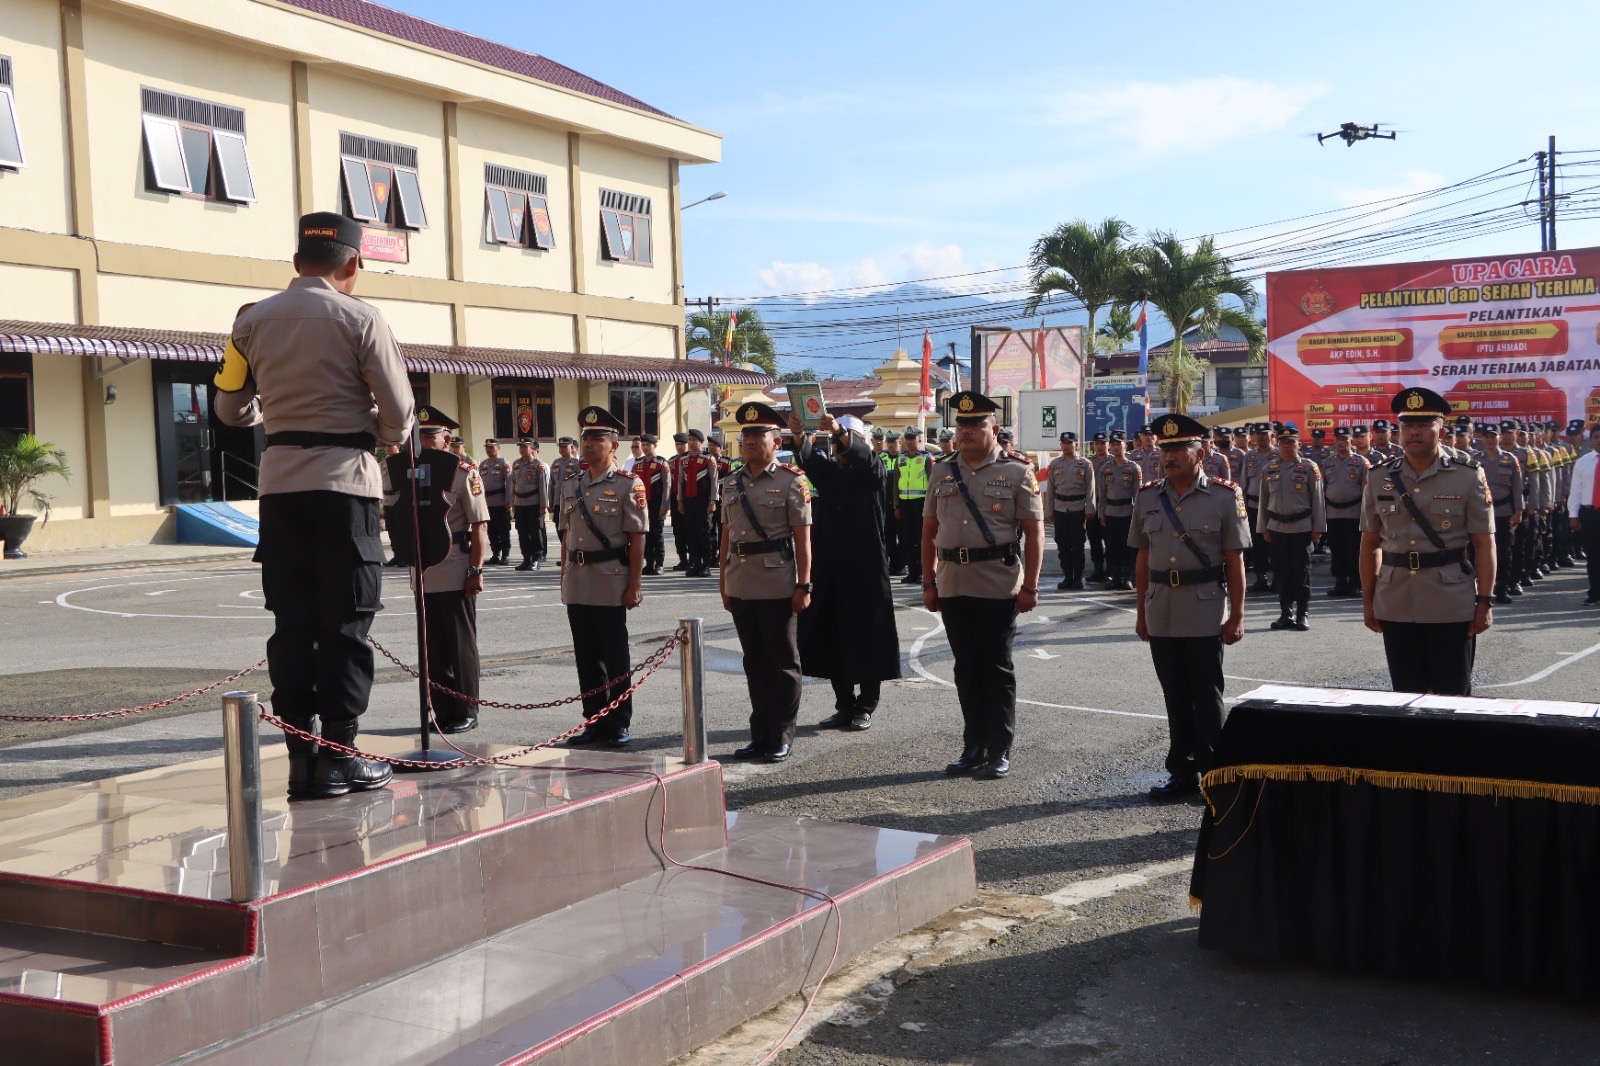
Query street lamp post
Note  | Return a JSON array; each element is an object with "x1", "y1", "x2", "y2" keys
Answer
[{"x1": 682, "y1": 191, "x2": 727, "y2": 211}]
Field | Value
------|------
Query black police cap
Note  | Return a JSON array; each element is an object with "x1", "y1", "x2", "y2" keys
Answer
[
  {"x1": 1391, "y1": 387, "x2": 1451, "y2": 421},
  {"x1": 416, "y1": 406, "x2": 459, "y2": 432},
  {"x1": 298, "y1": 212, "x2": 363, "y2": 253},
  {"x1": 736, "y1": 402, "x2": 784, "y2": 432},
  {"x1": 948, "y1": 390, "x2": 1001, "y2": 424},
  {"x1": 1150, "y1": 413, "x2": 1205, "y2": 447},
  {"x1": 1058, "y1": 430, "x2": 1077, "y2": 442},
  {"x1": 639, "y1": 433, "x2": 658, "y2": 445}
]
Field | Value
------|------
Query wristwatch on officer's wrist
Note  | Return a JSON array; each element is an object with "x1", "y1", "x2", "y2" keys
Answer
[
  {"x1": 1475, "y1": 595, "x2": 1494, "y2": 607},
  {"x1": 798, "y1": 582, "x2": 814, "y2": 593},
  {"x1": 466, "y1": 565, "x2": 484, "y2": 577}
]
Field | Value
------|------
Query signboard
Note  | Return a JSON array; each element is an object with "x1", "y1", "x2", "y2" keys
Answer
[
  {"x1": 1015, "y1": 388, "x2": 1081, "y2": 453},
  {"x1": 982, "y1": 326, "x2": 1085, "y2": 398},
  {"x1": 784, "y1": 382, "x2": 826, "y2": 429},
  {"x1": 1267, "y1": 248, "x2": 1600, "y2": 430},
  {"x1": 361, "y1": 227, "x2": 409, "y2": 264},
  {"x1": 1084, "y1": 380, "x2": 1149, "y2": 440}
]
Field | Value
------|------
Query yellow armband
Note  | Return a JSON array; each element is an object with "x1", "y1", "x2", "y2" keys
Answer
[{"x1": 214, "y1": 338, "x2": 251, "y2": 393}]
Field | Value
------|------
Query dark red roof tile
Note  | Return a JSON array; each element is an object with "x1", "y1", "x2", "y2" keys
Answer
[{"x1": 277, "y1": 0, "x2": 675, "y2": 119}]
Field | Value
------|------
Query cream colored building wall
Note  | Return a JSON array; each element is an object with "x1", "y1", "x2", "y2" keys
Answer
[
  {"x1": 79, "y1": 7, "x2": 296, "y2": 260},
  {"x1": 578, "y1": 138, "x2": 673, "y2": 305},
  {"x1": 464, "y1": 306, "x2": 574, "y2": 352},
  {"x1": 586, "y1": 319, "x2": 673, "y2": 359},
  {"x1": 0, "y1": 0, "x2": 71, "y2": 235},
  {"x1": 305, "y1": 68, "x2": 447, "y2": 280},
  {"x1": 455, "y1": 108, "x2": 573, "y2": 293},
  {"x1": 363, "y1": 296, "x2": 452, "y2": 345},
  {"x1": 98, "y1": 275, "x2": 278, "y2": 331},
  {"x1": 102, "y1": 358, "x2": 156, "y2": 515},
  {"x1": 29, "y1": 354, "x2": 88, "y2": 520},
  {"x1": 0, "y1": 262, "x2": 78, "y2": 322}
]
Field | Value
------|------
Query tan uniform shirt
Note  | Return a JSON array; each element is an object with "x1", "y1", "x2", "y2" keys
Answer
[
  {"x1": 1097, "y1": 457, "x2": 1143, "y2": 518},
  {"x1": 1201, "y1": 450, "x2": 1232, "y2": 483},
  {"x1": 510, "y1": 457, "x2": 550, "y2": 508},
  {"x1": 1257, "y1": 456, "x2": 1327, "y2": 534},
  {"x1": 1360, "y1": 454, "x2": 1493, "y2": 623},
  {"x1": 557, "y1": 465, "x2": 647, "y2": 606},
  {"x1": 1043, "y1": 455, "x2": 1097, "y2": 514},
  {"x1": 217, "y1": 276, "x2": 413, "y2": 497},
  {"x1": 383, "y1": 456, "x2": 488, "y2": 593},
  {"x1": 1319, "y1": 452, "x2": 1371, "y2": 517},
  {"x1": 929, "y1": 448, "x2": 1044, "y2": 599},
  {"x1": 548, "y1": 456, "x2": 584, "y2": 511},
  {"x1": 1133, "y1": 448, "x2": 1162, "y2": 483},
  {"x1": 719, "y1": 462, "x2": 812, "y2": 600},
  {"x1": 479, "y1": 456, "x2": 511, "y2": 507},
  {"x1": 1130, "y1": 474, "x2": 1251, "y2": 638},
  {"x1": 1479, "y1": 450, "x2": 1523, "y2": 516},
  {"x1": 1241, "y1": 448, "x2": 1273, "y2": 506}
]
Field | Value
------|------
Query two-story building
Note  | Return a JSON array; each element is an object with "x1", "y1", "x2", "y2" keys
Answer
[{"x1": 0, "y1": 0, "x2": 763, "y2": 549}]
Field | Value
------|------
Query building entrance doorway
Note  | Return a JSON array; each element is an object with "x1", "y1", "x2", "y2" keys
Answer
[{"x1": 152, "y1": 361, "x2": 262, "y2": 505}]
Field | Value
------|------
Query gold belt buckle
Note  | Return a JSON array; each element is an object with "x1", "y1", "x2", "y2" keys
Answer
[
  {"x1": 575, "y1": 550, "x2": 587, "y2": 566},
  {"x1": 734, "y1": 541, "x2": 747, "y2": 558},
  {"x1": 958, "y1": 547, "x2": 971, "y2": 564},
  {"x1": 1168, "y1": 569, "x2": 1181, "y2": 588},
  {"x1": 1407, "y1": 550, "x2": 1420, "y2": 572}
]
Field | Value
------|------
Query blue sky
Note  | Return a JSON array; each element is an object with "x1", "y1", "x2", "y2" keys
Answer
[{"x1": 388, "y1": 0, "x2": 1600, "y2": 329}]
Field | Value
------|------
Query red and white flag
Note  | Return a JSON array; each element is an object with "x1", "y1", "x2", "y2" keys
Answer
[{"x1": 920, "y1": 329, "x2": 935, "y2": 412}]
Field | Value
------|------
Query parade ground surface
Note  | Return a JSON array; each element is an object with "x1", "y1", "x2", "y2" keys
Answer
[{"x1": 3, "y1": 553, "x2": 1600, "y2": 1062}]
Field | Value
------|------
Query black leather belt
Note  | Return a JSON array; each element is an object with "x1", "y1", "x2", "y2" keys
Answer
[
  {"x1": 1149, "y1": 565, "x2": 1224, "y2": 587},
  {"x1": 730, "y1": 537, "x2": 793, "y2": 558},
  {"x1": 1327, "y1": 499, "x2": 1360, "y2": 509},
  {"x1": 938, "y1": 543, "x2": 1018, "y2": 564},
  {"x1": 264, "y1": 431, "x2": 375, "y2": 450},
  {"x1": 1246, "y1": 495, "x2": 1259, "y2": 504},
  {"x1": 1268, "y1": 508, "x2": 1312, "y2": 522},
  {"x1": 1382, "y1": 548, "x2": 1465, "y2": 571},
  {"x1": 567, "y1": 547, "x2": 628, "y2": 565},
  {"x1": 1058, "y1": 493, "x2": 1087, "y2": 502},
  {"x1": 1105, "y1": 497, "x2": 1133, "y2": 506},
  {"x1": 513, "y1": 493, "x2": 541, "y2": 500}
]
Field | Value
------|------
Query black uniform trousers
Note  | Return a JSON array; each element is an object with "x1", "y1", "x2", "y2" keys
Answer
[
  {"x1": 1511, "y1": 516, "x2": 1532, "y2": 584},
  {"x1": 1324, "y1": 512, "x2": 1360, "y2": 589},
  {"x1": 1149, "y1": 635, "x2": 1225, "y2": 781},
  {"x1": 1381, "y1": 620, "x2": 1475, "y2": 696},
  {"x1": 670, "y1": 503, "x2": 686, "y2": 565},
  {"x1": 1580, "y1": 507, "x2": 1600, "y2": 597},
  {"x1": 897, "y1": 498, "x2": 926, "y2": 581},
  {"x1": 729, "y1": 597, "x2": 802, "y2": 749},
  {"x1": 831, "y1": 677, "x2": 881, "y2": 715},
  {"x1": 1053, "y1": 510, "x2": 1087, "y2": 583},
  {"x1": 645, "y1": 506, "x2": 667, "y2": 569},
  {"x1": 1492, "y1": 515, "x2": 1514, "y2": 595},
  {"x1": 565, "y1": 603, "x2": 633, "y2": 733},
  {"x1": 423, "y1": 589, "x2": 478, "y2": 725},
  {"x1": 940, "y1": 596, "x2": 1019, "y2": 757},
  {"x1": 1245, "y1": 503, "x2": 1270, "y2": 578},
  {"x1": 514, "y1": 505, "x2": 547, "y2": 562},
  {"x1": 1270, "y1": 530, "x2": 1313, "y2": 612},
  {"x1": 486, "y1": 505, "x2": 512, "y2": 558},
  {"x1": 1086, "y1": 515, "x2": 1106, "y2": 577},
  {"x1": 1103, "y1": 514, "x2": 1133, "y2": 585},
  {"x1": 1551, "y1": 502, "x2": 1572, "y2": 561},
  {"x1": 883, "y1": 498, "x2": 901, "y2": 571},
  {"x1": 677, "y1": 499, "x2": 713, "y2": 571},
  {"x1": 256, "y1": 492, "x2": 382, "y2": 747}
]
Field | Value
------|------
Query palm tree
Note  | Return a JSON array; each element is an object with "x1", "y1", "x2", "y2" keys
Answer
[
  {"x1": 1125, "y1": 233, "x2": 1265, "y2": 415},
  {"x1": 1096, "y1": 303, "x2": 1138, "y2": 353},
  {"x1": 685, "y1": 307, "x2": 777, "y2": 376},
  {"x1": 0, "y1": 431, "x2": 70, "y2": 516},
  {"x1": 1024, "y1": 217, "x2": 1136, "y2": 366}
]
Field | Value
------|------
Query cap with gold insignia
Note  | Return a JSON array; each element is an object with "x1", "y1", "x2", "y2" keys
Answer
[
  {"x1": 450, "y1": 436, "x2": 465, "y2": 446},
  {"x1": 1277, "y1": 423, "x2": 1301, "y2": 440},
  {"x1": 1391, "y1": 386, "x2": 1450, "y2": 421},
  {"x1": 557, "y1": 435, "x2": 577, "y2": 446},
  {"x1": 416, "y1": 406, "x2": 459, "y2": 434},
  {"x1": 736, "y1": 401, "x2": 785, "y2": 432},
  {"x1": 1151, "y1": 413, "x2": 1206, "y2": 447},
  {"x1": 517, "y1": 437, "x2": 535, "y2": 446},
  {"x1": 483, "y1": 438, "x2": 500, "y2": 448},
  {"x1": 576, "y1": 405, "x2": 625, "y2": 437},
  {"x1": 947, "y1": 390, "x2": 1001, "y2": 425},
  {"x1": 297, "y1": 211, "x2": 363, "y2": 253}
]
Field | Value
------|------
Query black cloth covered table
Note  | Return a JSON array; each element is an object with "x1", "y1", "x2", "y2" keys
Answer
[{"x1": 1192, "y1": 693, "x2": 1600, "y2": 996}]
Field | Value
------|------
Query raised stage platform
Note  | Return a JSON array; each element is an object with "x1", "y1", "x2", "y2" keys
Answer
[{"x1": 0, "y1": 738, "x2": 975, "y2": 1065}]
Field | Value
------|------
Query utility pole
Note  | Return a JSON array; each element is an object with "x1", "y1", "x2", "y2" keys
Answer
[
  {"x1": 1536, "y1": 149, "x2": 1547, "y2": 252},
  {"x1": 1548, "y1": 134, "x2": 1558, "y2": 250},
  {"x1": 1535, "y1": 136, "x2": 1560, "y2": 252}
]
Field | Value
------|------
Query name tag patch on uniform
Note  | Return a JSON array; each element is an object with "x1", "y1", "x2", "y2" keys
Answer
[
  {"x1": 1433, "y1": 494, "x2": 1462, "y2": 500},
  {"x1": 602, "y1": 490, "x2": 617, "y2": 497},
  {"x1": 767, "y1": 488, "x2": 784, "y2": 494}
]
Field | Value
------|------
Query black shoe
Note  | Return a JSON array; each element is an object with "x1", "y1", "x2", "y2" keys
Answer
[
  {"x1": 309, "y1": 726, "x2": 392, "y2": 798},
  {"x1": 1495, "y1": 591, "x2": 1513, "y2": 606},
  {"x1": 383, "y1": 556, "x2": 404, "y2": 568},
  {"x1": 901, "y1": 572, "x2": 922, "y2": 585},
  {"x1": 286, "y1": 753, "x2": 318, "y2": 799},
  {"x1": 946, "y1": 745, "x2": 986, "y2": 775},
  {"x1": 1529, "y1": 570, "x2": 1546, "y2": 581},
  {"x1": 1149, "y1": 776, "x2": 1200, "y2": 801},
  {"x1": 566, "y1": 727, "x2": 604, "y2": 747},
  {"x1": 762, "y1": 744, "x2": 792, "y2": 763},
  {"x1": 1069, "y1": 578, "x2": 1084, "y2": 590},
  {"x1": 1325, "y1": 584, "x2": 1345, "y2": 597},
  {"x1": 1507, "y1": 583, "x2": 1525, "y2": 596},
  {"x1": 846, "y1": 712, "x2": 872, "y2": 732},
  {"x1": 438, "y1": 715, "x2": 479, "y2": 734},
  {"x1": 890, "y1": 566, "x2": 908, "y2": 577},
  {"x1": 530, "y1": 560, "x2": 541, "y2": 572},
  {"x1": 1087, "y1": 571, "x2": 1108, "y2": 584},
  {"x1": 732, "y1": 742, "x2": 767, "y2": 759},
  {"x1": 976, "y1": 754, "x2": 1010, "y2": 779},
  {"x1": 515, "y1": 560, "x2": 534, "y2": 571},
  {"x1": 671, "y1": 561, "x2": 688, "y2": 571},
  {"x1": 1584, "y1": 596, "x2": 1600, "y2": 607},
  {"x1": 1057, "y1": 578, "x2": 1072, "y2": 590},
  {"x1": 817, "y1": 712, "x2": 852, "y2": 729},
  {"x1": 604, "y1": 729, "x2": 631, "y2": 748},
  {"x1": 1291, "y1": 608, "x2": 1309, "y2": 631},
  {"x1": 1270, "y1": 613, "x2": 1293, "y2": 631}
]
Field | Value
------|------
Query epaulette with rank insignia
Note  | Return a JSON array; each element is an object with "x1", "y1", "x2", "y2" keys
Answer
[
  {"x1": 778, "y1": 462, "x2": 804, "y2": 475},
  {"x1": 1005, "y1": 449, "x2": 1031, "y2": 464},
  {"x1": 1381, "y1": 455, "x2": 1404, "y2": 469},
  {"x1": 458, "y1": 459, "x2": 475, "y2": 473},
  {"x1": 1212, "y1": 477, "x2": 1240, "y2": 492},
  {"x1": 1138, "y1": 478, "x2": 1166, "y2": 493}
]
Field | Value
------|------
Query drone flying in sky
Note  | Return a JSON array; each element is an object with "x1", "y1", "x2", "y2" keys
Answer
[{"x1": 1317, "y1": 122, "x2": 1399, "y2": 147}]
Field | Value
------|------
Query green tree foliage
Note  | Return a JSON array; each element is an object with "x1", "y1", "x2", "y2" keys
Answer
[
  {"x1": 0, "y1": 431, "x2": 70, "y2": 517},
  {"x1": 1096, "y1": 303, "x2": 1138, "y2": 353},
  {"x1": 1024, "y1": 217, "x2": 1136, "y2": 364},
  {"x1": 776, "y1": 367, "x2": 822, "y2": 383},
  {"x1": 686, "y1": 307, "x2": 777, "y2": 376}
]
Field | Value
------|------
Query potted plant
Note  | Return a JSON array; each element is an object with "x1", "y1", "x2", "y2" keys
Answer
[{"x1": 0, "y1": 431, "x2": 70, "y2": 558}]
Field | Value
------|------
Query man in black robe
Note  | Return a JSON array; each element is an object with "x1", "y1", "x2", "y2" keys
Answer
[{"x1": 792, "y1": 413, "x2": 903, "y2": 730}]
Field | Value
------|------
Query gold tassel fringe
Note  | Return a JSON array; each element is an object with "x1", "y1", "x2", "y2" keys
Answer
[{"x1": 1200, "y1": 764, "x2": 1600, "y2": 807}]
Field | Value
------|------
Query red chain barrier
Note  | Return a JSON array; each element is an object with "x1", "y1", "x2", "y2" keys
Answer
[
  {"x1": 0, "y1": 659, "x2": 269, "y2": 723},
  {"x1": 259, "y1": 628, "x2": 685, "y2": 770}
]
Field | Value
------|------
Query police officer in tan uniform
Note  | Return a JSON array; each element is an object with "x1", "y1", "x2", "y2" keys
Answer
[
  {"x1": 558, "y1": 407, "x2": 647, "y2": 747},
  {"x1": 216, "y1": 212, "x2": 410, "y2": 800},
  {"x1": 1200, "y1": 429, "x2": 1232, "y2": 482},
  {"x1": 922, "y1": 391, "x2": 1045, "y2": 779},
  {"x1": 1257, "y1": 423, "x2": 1326, "y2": 630},
  {"x1": 1360, "y1": 387, "x2": 1496, "y2": 695},
  {"x1": 1476, "y1": 422, "x2": 1523, "y2": 604},
  {"x1": 1044, "y1": 430, "x2": 1097, "y2": 590},
  {"x1": 720, "y1": 402, "x2": 814, "y2": 762},
  {"x1": 549, "y1": 436, "x2": 583, "y2": 549},
  {"x1": 479, "y1": 439, "x2": 512, "y2": 565},
  {"x1": 1241, "y1": 423, "x2": 1275, "y2": 591},
  {"x1": 1319, "y1": 427, "x2": 1370, "y2": 597},
  {"x1": 510, "y1": 438, "x2": 550, "y2": 571},
  {"x1": 1132, "y1": 414, "x2": 1250, "y2": 800},
  {"x1": 384, "y1": 409, "x2": 489, "y2": 733},
  {"x1": 1097, "y1": 431, "x2": 1143, "y2": 590}
]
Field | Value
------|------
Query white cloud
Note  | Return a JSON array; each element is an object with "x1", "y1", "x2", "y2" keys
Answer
[
  {"x1": 1055, "y1": 76, "x2": 1329, "y2": 155},
  {"x1": 1329, "y1": 169, "x2": 1447, "y2": 207},
  {"x1": 757, "y1": 261, "x2": 838, "y2": 296},
  {"x1": 753, "y1": 244, "x2": 1020, "y2": 302}
]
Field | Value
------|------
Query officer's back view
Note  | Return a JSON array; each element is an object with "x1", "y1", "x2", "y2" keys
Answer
[{"x1": 215, "y1": 212, "x2": 414, "y2": 799}]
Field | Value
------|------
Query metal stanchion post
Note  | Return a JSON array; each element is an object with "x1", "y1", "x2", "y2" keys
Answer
[
  {"x1": 679, "y1": 617, "x2": 706, "y2": 764},
  {"x1": 221, "y1": 691, "x2": 265, "y2": 902}
]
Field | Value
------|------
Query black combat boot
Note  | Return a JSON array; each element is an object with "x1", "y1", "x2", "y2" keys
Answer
[
  {"x1": 1292, "y1": 605, "x2": 1309, "y2": 631},
  {"x1": 310, "y1": 722, "x2": 393, "y2": 798},
  {"x1": 281, "y1": 715, "x2": 320, "y2": 800}
]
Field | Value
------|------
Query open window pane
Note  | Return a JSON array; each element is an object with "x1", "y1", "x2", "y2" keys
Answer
[
  {"x1": 213, "y1": 130, "x2": 255, "y2": 202},
  {"x1": 367, "y1": 164, "x2": 394, "y2": 225},
  {"x1": 486, "y1": 186, "x2": 515, "y2": 243},
  {"x1": 633, "y1": 215, "x2": 652, "y2": 264},
  {"x1": 527, "y1": 196, "x2": 556, "y2": 250},
  {"x1": 0, "y1": 89, "x2": 23, "y2": 169},
  {"x1": 395, "y1": 169, "x2": 427, "y2": 229},
  {"x1": 341, "y1": 156, "x2": 379, "y2": 221},
  {"x1": 599, "y1": 209, "x2": 626, "y2": 260},
  {"x1": 142, "y1": 114, "x2": 188, "y2": 193},
  {"x1": 505, "y1": 191, "x2": 526, "y2": 245},
  {"x1": 180, "y1": 126, "x2": 211, "y2": 194}
]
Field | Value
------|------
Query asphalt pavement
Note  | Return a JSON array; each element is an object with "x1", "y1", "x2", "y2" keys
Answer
[{"x1": 2, "y1": 549, "x2": 1599, "y2": 1062}]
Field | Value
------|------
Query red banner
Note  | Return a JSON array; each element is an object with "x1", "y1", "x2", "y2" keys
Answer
[{"x1": 1267, "y1": 248, "x2": 1600, "y2": 429}]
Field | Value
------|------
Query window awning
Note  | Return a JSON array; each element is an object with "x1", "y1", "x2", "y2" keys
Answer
[{"x1": 0, "y1": 320, "x2": 771, "y2": 386}]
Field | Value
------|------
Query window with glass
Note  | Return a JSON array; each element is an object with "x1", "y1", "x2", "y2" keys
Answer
[
  {"x1": 0, "y1": 353, "x2": 32, "y2": 434},
  {"x1": 492, "y1": 379, "x2": 555, "y2": 441},
  {"x1": 340, "y1": 132, "x2": 427, "y2": 229},
  {"x1": 140, "y1": 87, "x2": 254, "y2": 202},
  {"x1": 0, "y1": 57, "x2": 24, "y2": 171},
  {"x1": 1213, "y1": 366, "x2": 1267, "y2": 407},
  {"x1": 484, "y1": 163, "x2": 556, "y2": 250},
  {"x1": 608, "y1": 381, "x2": 659, "y2": 437},
  {"x1": 598, "y1": 189, "x2": 652, "y2": 265},
  {"x1": 408, "y1": 372, "x2": 431, "y2": 410}
]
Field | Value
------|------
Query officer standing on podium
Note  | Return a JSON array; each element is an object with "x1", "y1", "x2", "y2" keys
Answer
[
  {"x1": 1360, "y1": 387, "x2": 1495, "y2": 696},
  {"x1": 922, "y1": 391, "x2": 1045, "y2": 779},
  {"x1": 215, "y1": 211, "x2": 409, "y2": 799}
]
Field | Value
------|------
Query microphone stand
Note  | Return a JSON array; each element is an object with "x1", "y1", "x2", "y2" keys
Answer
[{"x1": 395, "y1": 427, "x2": 458, "y2": 770}]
